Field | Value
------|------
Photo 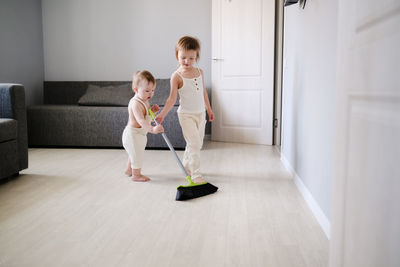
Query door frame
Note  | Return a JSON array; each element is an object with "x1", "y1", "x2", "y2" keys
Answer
[{"x1": 273, "y1": 0, "x2": 284, "y2": 147}]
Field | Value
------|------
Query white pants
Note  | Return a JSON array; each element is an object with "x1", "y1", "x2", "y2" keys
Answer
[
  {"x1": 122, "y1": 126, "x2": 147, "y2": 169},
  {"x1": 178, "y1": 112, "x2": 206, "y2": 179}
]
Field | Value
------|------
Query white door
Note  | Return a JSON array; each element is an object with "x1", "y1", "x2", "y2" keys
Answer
[
  {"x1": 211, "y1": 0, "x2": 275, "y2": 145},
  {"x1": 330, "y1": 1, "x2": 400, "y2": 267}
]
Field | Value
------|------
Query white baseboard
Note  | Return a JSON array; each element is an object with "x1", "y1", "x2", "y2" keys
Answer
[{"x1": 280, "y1": 154, "x2": 331, "y2": 239}]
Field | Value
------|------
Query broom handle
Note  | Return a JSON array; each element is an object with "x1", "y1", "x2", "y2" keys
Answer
[{"x1": 149, "y1": 109, "x2": 194, "y2": 185}]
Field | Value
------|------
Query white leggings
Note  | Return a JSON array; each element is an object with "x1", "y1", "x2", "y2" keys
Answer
[
  {"x1": 178, "y1": 112, "x2": 206, "y2": 179},
  {"x1": 122, "y1": 126, "x2": 147, "y2": 169}
]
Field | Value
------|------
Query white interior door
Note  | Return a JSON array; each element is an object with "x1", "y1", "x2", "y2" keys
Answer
[
  {"x1": 211, "y1": 0, "x2": 275, "y2": 145},
  {"x1": 330, "y1": 1, "x2": 400, "y2": 266}
]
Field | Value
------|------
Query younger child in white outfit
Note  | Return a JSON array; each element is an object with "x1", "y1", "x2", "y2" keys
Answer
[
  {"x1": 156, "y1": 36, "x2": 214, "y2": 184},
  {"x1": 122, "y1": 70, "x2": 164, "y2": 182}
]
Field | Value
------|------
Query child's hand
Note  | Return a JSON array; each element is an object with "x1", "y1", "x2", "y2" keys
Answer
[
  {"x1": 207, "y1": 109, "x2": 215, "y2": 122},
  {"x1": 155, "y1": 114, "x2": 164, "y2": 124},
  {"x1": 151, "y1": 104, "x2": 160, "y2": 113},
  {"x1": 152, "y1": 124, "x2": 164, "y2": 134}
]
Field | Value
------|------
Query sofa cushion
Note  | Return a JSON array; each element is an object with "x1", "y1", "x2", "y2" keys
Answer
[
  {"x1": 78, "y1": 83, "x2": 134, "y2": 106},
  {"x1": 28, "y1": 105, "x2": 128, "y2": 147},
  {"x1": 0, "y1": 118, "x2": 17, "y2": 143}
]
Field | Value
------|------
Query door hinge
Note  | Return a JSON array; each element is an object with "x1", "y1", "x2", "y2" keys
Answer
[{"x1": 274, "y1": 119, "x2": 278, "y2": 128}]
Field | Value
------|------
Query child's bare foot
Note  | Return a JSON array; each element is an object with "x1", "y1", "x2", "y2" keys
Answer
[
  {"x1": 125, "y1": 159, "x2": 133, "y2": 176},
  {"x1": 193, "y1": 177, "x2": 206, "y2": 184},
  {"x1": 132, "y1": 175, "x2": 151, "y2": 182},
  {"x1": 125, "y1": 169, "x2": 132, "y2": 176}
]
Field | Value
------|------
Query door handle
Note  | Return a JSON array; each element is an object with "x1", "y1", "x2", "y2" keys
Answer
[{"x1": 212, "y1": 58, "x2": 224, "y2": 61}]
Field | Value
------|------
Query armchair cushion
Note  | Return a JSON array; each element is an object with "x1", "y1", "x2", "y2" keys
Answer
[
  {"x1": 0, "y1": 83, "x2": 28, "y2": 179},
  {"x1": 0, "y1": 119, "x2": 17, "y2": 143}
]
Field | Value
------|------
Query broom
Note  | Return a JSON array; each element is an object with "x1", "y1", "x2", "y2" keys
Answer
[{"x1": 149, "y1": 109, "x2": 218, "y2": 201}]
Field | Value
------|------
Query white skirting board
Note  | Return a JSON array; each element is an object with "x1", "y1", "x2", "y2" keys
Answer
[{"x1": 280, "y1": 153, "x2": 331, "y2": 239}]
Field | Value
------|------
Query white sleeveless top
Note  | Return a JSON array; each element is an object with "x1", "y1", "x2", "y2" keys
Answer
[{"x1": 176, "y1": 69, "x2": 205, "y2": 114}]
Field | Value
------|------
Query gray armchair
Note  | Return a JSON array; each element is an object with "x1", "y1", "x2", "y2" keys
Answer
[{"x1": 0, "y1": 84, "x2": 28, "y2": 180}]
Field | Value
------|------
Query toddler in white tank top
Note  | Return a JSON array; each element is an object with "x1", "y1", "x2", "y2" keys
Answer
[{"x1": 156, "y1": 36, "x2": 214, "y2": 184}]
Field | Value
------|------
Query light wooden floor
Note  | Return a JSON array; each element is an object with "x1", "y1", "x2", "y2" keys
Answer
[{"x1": 0, "y1": 141, "x2": 328, "y2": 267}]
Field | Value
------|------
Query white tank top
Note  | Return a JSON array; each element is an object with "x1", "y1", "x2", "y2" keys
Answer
[{"x1": 176, "y1": 69, "x2": 206, "y2": 114}]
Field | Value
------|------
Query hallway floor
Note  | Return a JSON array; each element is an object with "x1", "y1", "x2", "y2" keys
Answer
[{"x1": 0, "y1": 141, "x2": 328, "y2": 267}]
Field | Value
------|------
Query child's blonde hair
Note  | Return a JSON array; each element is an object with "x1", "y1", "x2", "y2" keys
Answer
[
  {"x1": 132, "y1": 70, "x2": 155, "y2": 88},
  {"x1": 175, "y1": 36, "x2": 201, "y2": 61}
]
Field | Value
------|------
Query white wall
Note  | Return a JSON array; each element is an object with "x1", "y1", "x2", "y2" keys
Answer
[
  {"x1": 281, "y1": 0, "x2": 338, "y2": 233},
  {"x1": 0, "y1": 0, "x2": 44, "y2": 105},
  {"x1": 42, "y1": 0, "x2": 212, "y2": 87}
]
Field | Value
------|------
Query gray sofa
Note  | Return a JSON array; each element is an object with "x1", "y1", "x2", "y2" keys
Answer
[
  {"x1": 0, "y1": 84, "x2": 28, "y2": 180},
  {"x1": 27, "y1": 80, "x2": 186, "y2": 149}
]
